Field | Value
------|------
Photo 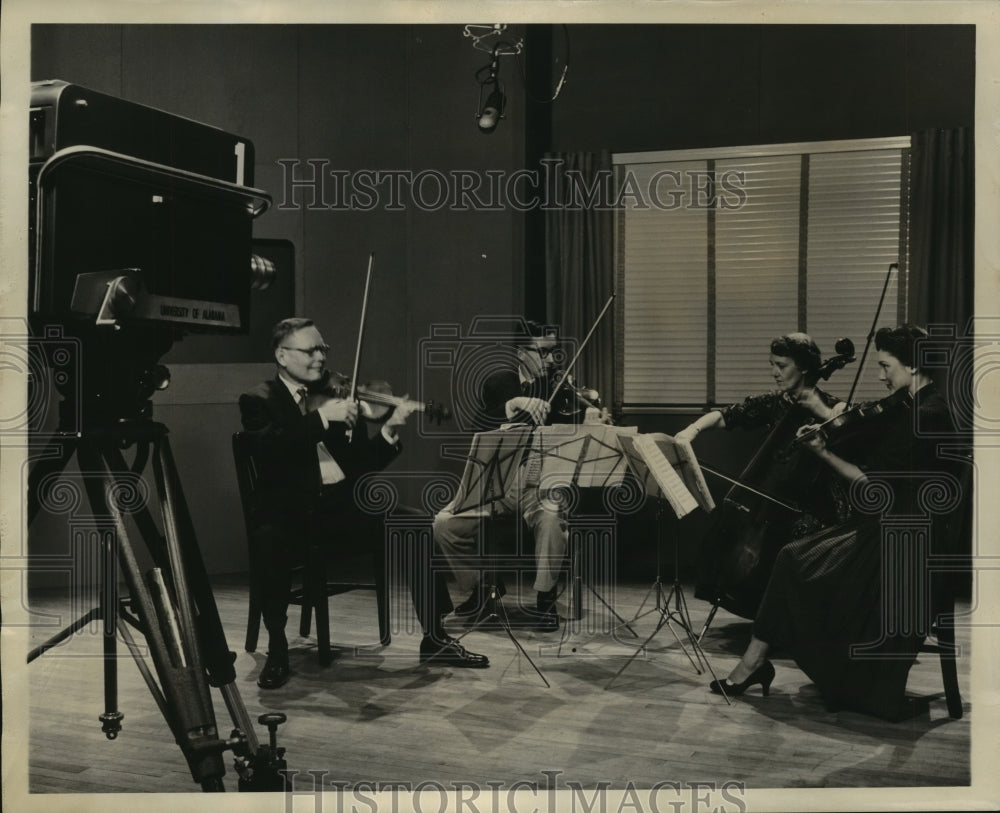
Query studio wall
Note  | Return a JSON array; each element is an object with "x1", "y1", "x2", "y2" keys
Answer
[
  {"x1": 28, "y1": 23, "x2": 527, "y2": 580},
  {"x1": 27, "y1": 23, "x2": 976, "y2": 582}
]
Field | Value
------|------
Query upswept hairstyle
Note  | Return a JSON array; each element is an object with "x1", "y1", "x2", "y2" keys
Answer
[
  {"x1": 770, "y1": 332, "x2": 822, "y2": 378},
  {"x1": 874, "y1": 323, "x2": 929, "y2": 369}
]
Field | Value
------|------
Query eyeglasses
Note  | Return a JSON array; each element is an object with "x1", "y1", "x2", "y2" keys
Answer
[
  {"x1": 528, "y1": 345, "x2": 555, "y2": 359},
  {"x1": 281, "y1": 344, "x2": 330, "y2": 357}
]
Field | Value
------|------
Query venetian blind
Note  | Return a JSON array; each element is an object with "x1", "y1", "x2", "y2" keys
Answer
[{"x1": 615, "y1": 137, "x2": 909, "y2": 411}]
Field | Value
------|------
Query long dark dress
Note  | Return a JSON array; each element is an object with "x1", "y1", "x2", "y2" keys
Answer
[
  {"x1": 752, "y1": 382, "x2": 955, "y2": 720},
  {"x1": 695, "y1": 388, "x2": 852, "y2": 619}
]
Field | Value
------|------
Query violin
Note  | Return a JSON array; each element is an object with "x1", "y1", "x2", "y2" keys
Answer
[
  {"x1": 307, "y1": 370, "x2": 451, "y2": 425},
  {"x1": 788, "y1": 385, "x2": 909, "y2": 453}
]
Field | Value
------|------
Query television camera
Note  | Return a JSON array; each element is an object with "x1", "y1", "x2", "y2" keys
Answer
[{"x1": 27, "y1": 80, "x2": 287, "y2": 791}]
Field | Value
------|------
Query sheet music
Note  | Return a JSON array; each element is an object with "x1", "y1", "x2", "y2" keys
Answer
[
  {"x1": 448, "y1": 425, "x2": 532, "y2": 515},
  {"x1": 533, "y1": 423, "x2": 637, "y2": 489},
  {"x1": 668, "y1": 435, "x2": 716, "y2": 513},
  {"x1": 631, "y1": 434, "x2": 699, "y2": 517}
]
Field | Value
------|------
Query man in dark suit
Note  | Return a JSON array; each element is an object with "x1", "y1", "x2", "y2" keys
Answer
[
  {"x1": 433, "y1": 321, "x2": 567, "y2": 632},
  {"x1": 240, "y1": 317, "x2": 488, "y2": 689}
]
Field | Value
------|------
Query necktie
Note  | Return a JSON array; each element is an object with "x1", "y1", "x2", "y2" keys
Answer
[{"x1": 296, "y1": 387, "x2": 309, "y2": 415}]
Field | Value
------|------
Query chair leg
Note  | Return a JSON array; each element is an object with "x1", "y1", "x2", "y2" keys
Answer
[
  {"x1": 304, "y1": 546, "x2": 332, "y2": 666},
  {"x1": 374, "y1": 550, "x2": 391, "y2": 646},
  {"x1": 314, "y1": 588, "x2": 332, "y2": 666},
  {"x1": 936, "y1": 615, "x2": 963, "y2": 719},
  {"x1": 299, "y1": 594, "x2": 313, "y2": 638}
]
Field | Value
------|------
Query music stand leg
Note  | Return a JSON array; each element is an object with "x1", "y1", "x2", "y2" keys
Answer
[
  {"x1": 604, "y1": 500, "x2": 729, "y2": 702},
  {"x1": 444, "y1": 584, "x2": 551, "y2": 688},
  {"x1": 568, "y1": 535, "x2": 638, "y2": 637},
  {"x1": 697, "y1": 600, "x2": 721, "y2": 644}
]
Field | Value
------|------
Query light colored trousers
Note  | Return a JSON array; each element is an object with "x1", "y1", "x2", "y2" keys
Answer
[{"x1": 433, "y1": 468, "x2": 568, "y2": 594}]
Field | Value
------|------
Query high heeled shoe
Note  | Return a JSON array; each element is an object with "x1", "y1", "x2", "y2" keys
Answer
[{"x1": 709, "y1": 660, "x2": 775, "y2": 697}]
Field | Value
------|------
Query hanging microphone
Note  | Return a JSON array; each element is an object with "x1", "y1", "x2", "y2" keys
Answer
[
  {"x1": 476, "y1": 45, "x2": 505, "y2": 133},
  {"x1": 478, "y1": 84, "x2": 505, "y2": 133}
]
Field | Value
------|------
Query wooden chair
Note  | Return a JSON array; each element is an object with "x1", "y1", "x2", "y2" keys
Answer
[
  {"x1": 919, "y1": 452, "x2": 974, "y2": 719},
  {"x1": 921, "y1": 593, "x2": 964, "y2": 719},
  {"x1": 232, "y1": 432, "x2": 390, "y2": 666}
]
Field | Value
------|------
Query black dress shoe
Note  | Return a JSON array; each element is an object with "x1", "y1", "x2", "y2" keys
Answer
[
  {"x1": 419, "y1": 635, "x2": 490, "y2": 668},
  {"x1": 257, "y1": 655, "x2": 291, "y2": 689},
  {"x1": 534, "y1": 589, "x2": 560, "y2": 632},
  {"x1": 453, "y1": 579, "x2": 505, "y2": 617},
  {"x1": 709, "y1": 660, "x2": 775, "y2": 697}
]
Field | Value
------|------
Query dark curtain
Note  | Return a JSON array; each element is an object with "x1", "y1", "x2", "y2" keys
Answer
[
  {"x1": 908, "y1": 128, "x2": 975, "y2": 433},
  {"x1": 544, "y1": 151, "x2": 616, "y2": 408},
  {"x1": 908, "y1": 128, "x2": 975, "y2": 603},
  {"x1": 908, "y1": 128, "x2": 974, "y2": 333}
]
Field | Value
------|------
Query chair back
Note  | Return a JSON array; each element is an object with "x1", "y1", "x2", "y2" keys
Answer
[{"x1": 231, "y1": 431, "x2": 260, "y2": 532}]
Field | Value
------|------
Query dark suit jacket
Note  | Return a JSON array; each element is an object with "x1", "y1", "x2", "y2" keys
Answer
[
  {"x1": 239, "y1": 377, "x2": 402, "y2": 523},
  {"x1": 481, "y1": 369, "x2": 551, "y2": 428}
]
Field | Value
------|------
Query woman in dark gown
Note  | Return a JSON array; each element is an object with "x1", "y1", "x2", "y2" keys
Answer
[
  {"x1": 709, "y1": 325, "x2": 956, "y2": 721},
  {"x1": 676, "y1": 333, "x2": 852, "y2": 619}
]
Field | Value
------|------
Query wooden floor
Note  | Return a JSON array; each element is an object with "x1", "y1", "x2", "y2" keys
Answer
[{"x1": 22, "y1": 574, "x2": 972, "y2": 796}]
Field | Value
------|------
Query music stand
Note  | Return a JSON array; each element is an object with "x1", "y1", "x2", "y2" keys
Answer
[
  {"x1": 605, "y1": 434, "x2": 727, "y2": 699},
  {"x1": 530, "y1": 423, "x2": 639, "y2": 636},
  {"x1": 426, "y1": 424, "x2": 553, "y2": 686}
]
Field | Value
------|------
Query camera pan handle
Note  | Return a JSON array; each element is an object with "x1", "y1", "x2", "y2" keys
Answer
[{"x1": 34, "y1": 144, "x2": 272, "y2": 216}]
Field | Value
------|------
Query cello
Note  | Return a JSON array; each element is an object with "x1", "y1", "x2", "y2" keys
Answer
[{"x1": 694, "y1": 339, "x2": 857, "y2": 624}]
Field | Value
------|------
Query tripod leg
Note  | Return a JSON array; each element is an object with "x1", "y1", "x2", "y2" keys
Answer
[
  {"x1": 99, "y1": 524, "x2": 124, "y2": 738},
  {"x1": 91, "y1": 438, "x2": 228, "y2": 788},
  {"x1": 150, "y1": 434, "x2": 260, "y2": 754},
  {"x1": 27, "y1": 607, "x2": 101, "y2": 663}
]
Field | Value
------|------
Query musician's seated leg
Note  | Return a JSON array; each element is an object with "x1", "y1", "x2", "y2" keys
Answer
[
  {"x1": 433, "y1": 507, "x2": 508, "y2": 616},
  {"x1": 520, "y1": 492, "x2": 567, "y2": 631}
]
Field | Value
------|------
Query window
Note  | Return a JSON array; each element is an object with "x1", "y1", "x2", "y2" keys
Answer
[{"x1": 615, "y1": 137, "x2": 910, "y2": 411}]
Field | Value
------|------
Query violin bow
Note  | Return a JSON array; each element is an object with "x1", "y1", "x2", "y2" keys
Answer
[
  {"x1": 545, "y1": 293, "x2": 616, "y2": 410},
  {"x1": 348, "y1": 252, "x2": 376, "y2": 402},
  {"x1": 845, "y1": 262, "x2": 897, "y2": 406}
]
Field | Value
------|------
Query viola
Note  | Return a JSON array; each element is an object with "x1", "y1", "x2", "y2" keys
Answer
[
  {"x1": 547, "y1": 369, "x2": 614, "y2": 425},
  {"x1": 307, "y1": 370, "x2": 451, "y2": 425}
]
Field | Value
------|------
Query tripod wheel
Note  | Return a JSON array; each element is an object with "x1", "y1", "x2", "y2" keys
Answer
[
  {"x1": 258, "y1": 712, "x2": 287, "y2": 751},
  {"x1": 100, "y1": 710, "x2": 124, "y2": 740},
  {"x1": 258, "y1": 712, "x2": 287, "y2": 727}
]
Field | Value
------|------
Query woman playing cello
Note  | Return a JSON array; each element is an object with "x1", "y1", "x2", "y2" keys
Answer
[{"x1": 674, "y1": 333, "x2": 853, "y2": 621}]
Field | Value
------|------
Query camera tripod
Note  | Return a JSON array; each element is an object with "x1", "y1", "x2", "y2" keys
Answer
[{"x1": 27, "y1": 419, "x2": 288, "y2": 791}]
